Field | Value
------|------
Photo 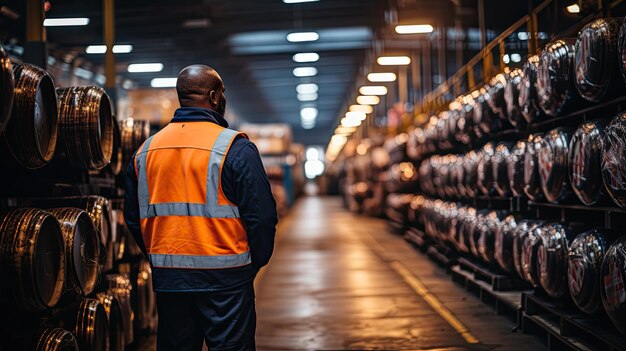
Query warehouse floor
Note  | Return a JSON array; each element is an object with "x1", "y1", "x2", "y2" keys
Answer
[{"x1": 143, "y1": 196, "x2": 546, "y2": 350}]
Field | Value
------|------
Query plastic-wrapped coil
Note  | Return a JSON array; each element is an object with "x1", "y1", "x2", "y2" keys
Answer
[
  {"x1": 520, "y1": 222, "x2": 544, "y2": 287},
  {"x1": 97, "y1": 292, "x2": 126, "y2": 351},
  {"x1": 472, "y1": 91, "x2": 501, "y2": 139},
  {"x1": 449, "y1": 206, "x2": 466, "y2": 251},
  {"x1": 469, "y1": 210, "x2": 489, "y2": 259},
  {"x1": 48, "y1": 208, "x2": 100, "y2": 296},
  {"x1": 568, "y1": 228, "x2": 612, "y2": 314},
  {"x1": 406, "y1": 127, "x2": 422, "y2": 161},
  {"x1": 418, "y1": 158, "x2": 434, "y2": 196},
  {"x1": 477, "y1": 210, "x2": 504, "y2": 263},
  {"x1": 487, "y1": 73, "x2": 508, "y2": 121},
  {"x1": 0, "y1": 44, "x2": 13, "y2": 134},
  {"x1": 457, "y1": 207, "x2": 477, "y2": 254},
  {"x1": 514, "y1": 220, "x2": 542, "y2": 281},
  {"x1": 536, "y1": 223, "x2": 571, "y2": 298},
  {"x1": 450, "y1": 155, "x2": 466, "y2": 198},
  {"x1": 462, "y1": 150, "x2": 480, "y2": 197},
  {"x1": 575, "y1": 18, "x2": 623, "y2": 102},
  {"x1": 504, "y1": 68, "x2": 525, "y2": 128},
  {"x1": 620, "y1": 17, "x2": 626, "y2": 84},
  {"x1": 477, "y1": 142, "x2": 496, "y2": 195},
  {"x1": 407, "y1": 195, "x2": 426, "y2": 227},
  {"x1": 495, "y1": 215, "x2": 517, "y2": 273},
  {"x1": 57, "y1": 87, "x2": 114, "y2": 170},
  {"x1": 601, "y1": 111, "x2": 626, "y2": 207},
  {"x1": 600, "y1": 235, "x2": 626, "y2": 336},
  {"x1": 537, "y1": 39, "x2": 578, "y2": 116},
  {"x1": 75, "y1": 298, "x2": 109, "y2": 351},
  {"x1": 0, "y1": 209, "x2": 65, "y2": 312},
  {"x1": 4, "y1": 64, "x2": 57, "y2": 169},
  {"x1": 507, "y1": 138, "x2": 528, "y2": 196},
  {"x1": 442, "y1": 155, "x2": 458, "y2": 198},
  {"x1": 385, "y1": 193, "x2": 414, "y2": 226},
  {"x1": 518, "y1": 55, "x2": 543, "y2": 124},
  {"x1": 539, "y1": 128, "x2": 573, "y2": 203},
  {"x1": 456, "y1": 102, "x2": 475, "y2": 145},
  {"x1": 492, "y1": 142, "x2": 512, "y2": 197},
  {"x1": 523, "y1": 133, "x2": 545, "y2": 200},
  {"x1": 569, "y1": 120, "x2": 607, "y2": 205},
  {"x1": 34, "y1": 328, "x2": 79, "y2": 351},
  {"x1": 106, "y1": 274, "x2": 134, "y2": 345}
]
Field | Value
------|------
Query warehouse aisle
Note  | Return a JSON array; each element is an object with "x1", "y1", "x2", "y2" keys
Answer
[{"x1": 255, "y1": 196, "x2": 546, "y2": 351}]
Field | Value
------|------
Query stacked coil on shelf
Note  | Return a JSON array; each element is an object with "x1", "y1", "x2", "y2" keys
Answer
[
  {"x1": 74, "y1": 298, "x2": 109, "y2": 351},
  {"x1": 0, "y1": 44, "x2": 14, "y2": 134},
  {"x1": 34, "y1": 328, "x2": 79, "y2": 351}
]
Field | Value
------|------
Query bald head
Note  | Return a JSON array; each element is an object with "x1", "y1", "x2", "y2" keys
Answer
[{"x1": 176, "y1": 64, "x2": 227, "y2": 115}]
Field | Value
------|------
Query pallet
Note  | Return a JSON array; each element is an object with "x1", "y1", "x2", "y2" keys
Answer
[
  {"x1": 457, "y1": 257, "x2": 530, "y2": 291},
  {"x1": 521, "y1": 293, "x2": 626, "y2": 351},
  {"x1": 450, "y1": 264, "x2": 529, "y2": 322}
]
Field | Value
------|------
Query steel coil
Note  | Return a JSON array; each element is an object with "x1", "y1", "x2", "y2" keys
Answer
[
  {"x1": 35, "y1": 328, "x2": 79, "y2": 351},
  {"x1": 4, "y1": 64, "x2": 58, "y2": 169},
  {"x1": 507, "y1": 138, "x2": 528, "y2": 196},
  {"x1": 487, "y1": 73, "x2": 508, "y2": 121},
  {"x1": 469, "y1": 210, "x2": 489, "y2": 259},
  {"x1": 536, "y1": 223, "x2": 571, "y2": 298},
  {"x1": 477, "y1": 210, "x2": 504, "y2": 263},
  {"x1": 108, "y1": 119, "x2": 123, "y2": 175},
  {"x1": 477, "y1": 142, "x2": 496, "y2": 195},
  {"x1": 450, "y1": 155, "x2": 465, "y2": 198},
  {"x1": 539, "y1": 128, "x2": 573, "y2": 203},
  {"x1": 523, "y1": 133, "x2": 545, "y2": 200},
  {"x1": 495, "y1": 215, "x2": 517, "y2": 273},
  {"x1": 520, "y1": 222, "x2": 543, "y2": 287},
  {"x1": 57, "y1": 86, "x2": 114, "y2": 170},
  {"x1": 537, "y1": 39, "x2": 578, "y2": 116},
  {"x1": 514, "y1": 220, "x2": 542, "y2": 281},
  {"x1": 504, "y1": 68, "x2": 524, "y2": 128},
  {"x1": 462, "y1": 150, "x2": 480, "y2": 197},
  {"x1": 0, "y1": 208, "x2": 65, "y2": 312},
  {"x1": 473, "y1": 91, "x2": 500, "y2": 139},
  {"x1": 106, "y1": 274, "x2": 134, "y2": 345},
  {"x1": 575, "y1": 18, "x2": 623, "y2": 102},
  {"x1": 492, "y1": 143, "x2": 512, "y2": 197},
  {"x1": 457, "y1": 102, "x2": 475, "y2": 145},
  {"x1": 0, "y1": 44, "x2": 14, "y2": 135},
  {"x1": 518, "y1": 55, "x2": 543, "y2": 123},
  {"x1": 620, "y1": 17, "x2": 626, "y2": 84},
  {"x1": 48, "y1": 208, "x2": 100, "y2": 296},
  {"x1": 121, "y1": 118, "x2": 151, "y2": 172},
  {"x1": 457, "y1": 207, "x2": 477, "y2": 254},
  {"x1": 600, "y1": 235, "x2": 626, "y2": 336},
  {"x1": 75, "y1": 298, "x2": 109, "y2": 351},
  {"x1": 568, "y1": 228, "x2": 611, "y2": 314},
  {"x1": 97, "y1": 292, "x2": 126, "y2": 351},
  {"x1": 601, "y1": 111, "x2": 626, "y2": 207},
  {"x1": 569, "y1": 120, "x2": 607, "y2": 205}
]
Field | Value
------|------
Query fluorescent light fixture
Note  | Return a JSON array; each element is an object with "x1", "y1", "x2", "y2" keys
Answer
[
  {"x1": 345, "y1": 111, "x2": 366, "y2": 121},
  {"x1": 356, "y1": 95, "x2": 380, "y2": 105},
  {"x1": 183, "y1": 18, "x2": 211, "y2": 28},
  {"x1": 566, "y1": 4, "x2": 580, "y2": 13},
  {"x1": 293, "y1": 67, "x2": 318, "y2": 77},
  {"x1": 151, "y1": 78, "x2": 177, "y2": 88},
  {"x1": 128, "y1": 63, "x2": 164, "y2": 73},
  {"x1": 306, "y1": 148, "x2": 320, "y2": 161},
  {"x1": 287, "y1": 31, "x2": 319, "y2": 42},
  {"x1": 331, "y1": 135, "x2": 348, "y2": 145},
  {"x1": 74, "y1": 67, "x2": 93, "y2": 80},
  {"x1": 395, "y1": 24, "x2": 434, "y2": 34},
  {"x1": 341, "y1": 118, "x2": 361, "y2": 128},
  {"x1": 511, "y1": 53, "x2": 522, "y2": 63},
  {"x1": 300, "y1": 107, "x2": 318, "y2": 121},
  {"x1": 367, "y1": 72, "x2": 397, "y2": 82},
  {"x1": 359, "y1": 86, "x2": 388, "y2": 95},
  {"x1": 284, "y1": 0, "x2": 319, "y2": 3},
  {"x1": 44, "y1": 17, "x2": 90, "y2": 27},
  {"x1": 86, "y1": 44, "x2": 133, "y2": 54},
  {"x1": 293, "y1": 52, "x2": 319, "y2": 63},
  {"x1": 349, "y1": 104, "x2": 373, "y2": 114},
  {"x1": 502, "y1": 54, "x2": 510, "y2": 64},
  {"x1": 296, "y1": 83, "x2": 318, "y2": 94},
  {"x1": 297, "y1": 93, "x2": 318, "y2": 102},
  {"x1": 302, "y1": 121, "x2": 316, "y2": 129},
  {"x1": 377, "y1": 56, "x2": 411, "y2": 65}
]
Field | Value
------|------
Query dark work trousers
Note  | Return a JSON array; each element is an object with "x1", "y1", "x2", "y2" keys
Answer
[{"x1": 155, "y1": 282, "x2": 256, "y2": 351}]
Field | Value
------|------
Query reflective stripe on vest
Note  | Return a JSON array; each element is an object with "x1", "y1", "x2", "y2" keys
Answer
[{"x1": 135, "y1": 126, "x2": 251, "y2": 269}]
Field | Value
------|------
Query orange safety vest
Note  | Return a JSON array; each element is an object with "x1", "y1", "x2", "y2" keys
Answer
[{"x1": 134, "y1": 121, "x2": 251, "y2": 269}]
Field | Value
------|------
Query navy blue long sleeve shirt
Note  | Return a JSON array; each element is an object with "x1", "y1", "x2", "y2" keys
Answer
[{"x1": 124, "y1": 107, "x2": 278, "y2": 292}]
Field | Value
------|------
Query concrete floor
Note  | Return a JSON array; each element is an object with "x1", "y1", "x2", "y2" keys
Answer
[{"x1": 143, "y1": 196, "x2": 546, "y2": 350}]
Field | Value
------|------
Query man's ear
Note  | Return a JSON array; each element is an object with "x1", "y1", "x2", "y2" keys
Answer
[{"x1": 209, "y1": 90, "x2": 218, "y2": 106}]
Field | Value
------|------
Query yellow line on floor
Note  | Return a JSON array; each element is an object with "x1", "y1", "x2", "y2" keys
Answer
[{"x1": 389, "y1": 261, "x2": 480, "y2": 345}]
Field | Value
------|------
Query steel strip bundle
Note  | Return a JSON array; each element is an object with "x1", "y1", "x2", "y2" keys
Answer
[
  {"x1": 0, "y1": 208, "x2": 65, "y2": 312},
  {"x1": 56, "y1": 86, "x2": 114, "y2": 170}
]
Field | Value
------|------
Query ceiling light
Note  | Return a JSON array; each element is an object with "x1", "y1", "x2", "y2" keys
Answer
[
  {"x1": 395, "y1": 24, "x2": 434, "y2": 34},
  {"x1": 300, "y1": 107, "x2": 318, "y2": 121},
  {"x1": 511, "y1": 53, "x2": 522, "y2": 63},
  {"x1": 287, "y1": 32, "x2": 319, "y2": 42},
  {"x1": 297, "y1": 93, "x2": 318, "y2": 101},
  {"x1": 345, "y1": 111, "x2": 366, "y2": 121},
  {"x1": 566, "y1": 4, "x2": 580, "y2": 13},
  {"x1": 44, "y1": 18, "x2": 90, "y2": 26},
  {"x1": 293, "y1": 67, "x2": 318, "y2": 77},
  {"x1": 74, "y1": 67, "x2": 93, "y2": 80},
  {"x1": 341, "y1": 118, "x2": 361, "y2": 128},
  {"x1": 182, "y1": 18, "x2": 211, "y2": 28},
  {"x1": 293, "y1": 52, "x2": 319, "y2": 63},
  {"x1": 151, "y1": 78, "x2": 177, "y2": 88},
  {"x1": 502, "y1": 54, "x2": 510, "y2": 64},
  {"x1": 377, "y1": 56, "x2": 411, "y2": 65},
  {"x1": 331, "y1": 135, "x2": 348, "y2": 145},
  {"x1": 356, "y1": 95, "x2": 380, "y2": 105},
  {"x1": 359, "y1": 86, "x2": 388, "y2": 95},
  {"x1": 283, "y1": 0, "x2": 319, "y2": 3},
  {"x1": 297, "y1": 83, "x2": 318, "y2": 94},
  {"x1": 128, "y1": 63, "x2": 164, "y2": 73},
  {"x1": 367, "y1": 72, "x2": 397, "y2": 82},
  {"x1": 86, "y1": 44, "x2": 133, "y2": 54},
  {"x1": 349, "y1": 104, "x2": 373, "y2": 114},
  {"x1": 301, "y1": 120, "x2": 316, "y2": 129}
]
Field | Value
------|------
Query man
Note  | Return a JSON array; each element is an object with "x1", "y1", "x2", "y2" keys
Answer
[{"x1": 124, "y1": 64, "x2": 277, "y2": 351}]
